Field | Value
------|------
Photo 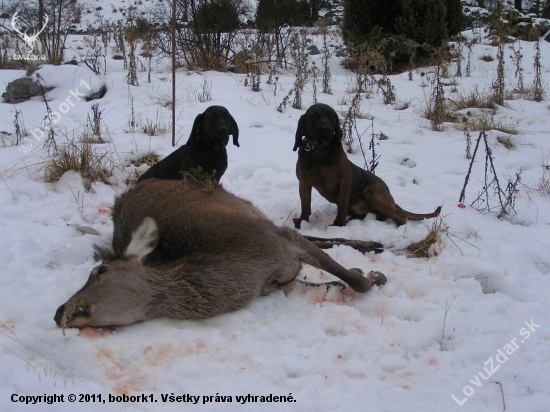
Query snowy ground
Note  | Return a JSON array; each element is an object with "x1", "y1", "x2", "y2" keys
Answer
[{"x1": 1, "y1": 5, "x2": 550, "y2": 412}]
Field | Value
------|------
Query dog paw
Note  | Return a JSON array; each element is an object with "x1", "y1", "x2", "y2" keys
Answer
[
  {"x1": 292, "y1": 218, "x2": 302, "y2": 229},
  {"x1": 367, "y1": 271, "x2": 387, "y2": 286},
  {"x1": 371, "y1": 242, "x2": 384, "y2": 254}
]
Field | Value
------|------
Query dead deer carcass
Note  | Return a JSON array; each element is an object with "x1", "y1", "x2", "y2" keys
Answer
[{"x1": 55, "y1": 179, "x2": 386, "y2": 328}]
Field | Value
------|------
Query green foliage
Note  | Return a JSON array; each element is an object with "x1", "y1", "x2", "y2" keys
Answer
[
  {"x1": 194, "y1": 0, "x2": 240, "y2": 34},
  {"x1": 395, "y1": 0, "x2": 447, "y2": 47},
  {"x1": 342, "y1": 0, "x2": 403, "y2": 45},
  {"x1": 342, "y1": 0, "x2": 465, "y2": 69},
  {"x1": 256, "y1": 0, "x2": 311, "y2": 32},
  {"x1": 443, "y1": 0, "x2": 464, "y2": 36}
]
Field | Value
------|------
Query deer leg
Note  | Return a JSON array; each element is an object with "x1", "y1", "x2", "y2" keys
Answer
[
  {"x1": 288, "y1": 229, "x2": 387, "y2": 293},
  {"x1": 303, "y1": 235, "x2": 384, "y2": 254}
]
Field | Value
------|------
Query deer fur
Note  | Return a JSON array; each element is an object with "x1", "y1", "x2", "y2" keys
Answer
[{"x1": 54, "y1": 179, "x2": 386, "y2": 328}]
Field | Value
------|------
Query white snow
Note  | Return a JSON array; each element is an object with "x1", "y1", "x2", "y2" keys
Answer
[{"x1": 0, "y1": 6, "x2": 550, "y2": 412}]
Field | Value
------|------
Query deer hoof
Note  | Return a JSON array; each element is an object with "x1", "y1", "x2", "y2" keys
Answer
[{"x1": 367, "y1": 271, "x2": 387, "y2": 286}]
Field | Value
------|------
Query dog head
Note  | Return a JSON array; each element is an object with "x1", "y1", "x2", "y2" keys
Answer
[
  {"x1": 293, "y1": 103, "x2": 342, "y2": 152},
  {"x1": 187, "y1": 105, "x2": 240, "y2": 150}
]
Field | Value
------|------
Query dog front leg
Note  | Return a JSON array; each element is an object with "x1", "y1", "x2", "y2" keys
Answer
[
  {"x1": 331, "y1": 174, "x2": 352, "y2": 227},
  {"x1": 293, "y1": 181, "x2": 312, "y2": 229}
]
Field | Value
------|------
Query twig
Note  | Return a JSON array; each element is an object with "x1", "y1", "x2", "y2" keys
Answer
[
  {"x1": 440, "y1": 297, "x2": 456, "y2": 350},
  {"x1": 495, "y1": 381, "x2": 506, "y2": 411},
  {"x1": 459, "y1": 131, "x2": 483, "y2": 203}
]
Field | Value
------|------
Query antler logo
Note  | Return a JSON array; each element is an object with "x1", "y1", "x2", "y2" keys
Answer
[{"x1": 12, "y1": 11, "x2": 49, "y2": 60}]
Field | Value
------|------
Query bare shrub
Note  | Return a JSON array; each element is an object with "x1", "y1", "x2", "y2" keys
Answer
[
  {"x1": 491, "y1": 41, "x2": 506, "y2": 106},
  {"x1": 186, "y1": 77, "x2": 212, "y2": 103},
  {"x1": 84, "y1": 104, "x2": 104, "y2": 143},
  {"x1": 317, "y1": 19, "x2": 332, "y2": 94},
  {"x1": 423, "y1": 47, "x2": 455, "y2": 130},
  {"x1": 256, "y1": 0, "x2": 310, "y2": 67},
  {"x1": 146, "y1": 0, "x2": 248, "y2": 70},
  {"x1": 290, "y1": 28, "x2": 310, "y2": 110},
  {"x1": 533, "y1": 39, "x2": 545, "y2": 102},
  {"x1": 510, "y1": 41, "x2": 524, "y2": 93}
]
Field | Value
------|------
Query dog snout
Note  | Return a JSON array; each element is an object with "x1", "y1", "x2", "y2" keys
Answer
[
  {"x1": 54, "y1": 304, "x2": 65, "y2": 326},
  {"x1": 321, "y1": 125, "x2": 332, "y2": 134},
  {"x1": 218, "y1": 126, "x2": 228, "y2": 135}
]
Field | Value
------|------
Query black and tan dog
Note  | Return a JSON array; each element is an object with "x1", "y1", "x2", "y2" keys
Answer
[
  {"x1": 138, "y1": 105, "x2": 239, "y2": 182},
  {"x1": 293, "y1": 103, "x2": 441, "y2": 228}
]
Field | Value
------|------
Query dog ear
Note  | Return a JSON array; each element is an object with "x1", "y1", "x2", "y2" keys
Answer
[
  {"x1": 229, "y1": 113, "x2": 240, "y2": 147},
  {"x1": 293, "y1": 115, "x2": 305, "y2": 152},
  {"x1": 186, "y1": 113, "x2": 204, "y2": 145},
  {"x1": 334, "y1": 115, "x2": 343, "y2": 142}
]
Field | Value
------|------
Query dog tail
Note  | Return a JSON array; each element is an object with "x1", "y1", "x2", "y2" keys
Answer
[{"x1": 396, "y1": 205, "x2": 442, "y2": 221}]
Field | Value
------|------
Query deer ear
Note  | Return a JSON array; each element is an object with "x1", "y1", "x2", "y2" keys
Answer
[
  {"x1": 229, "y1": 113, "x2": 239, "y2": 147},
  {"x1": 293, "y1": 115, "x2": 306, "y2": 152},
  {"x1": 124, "y1": 217, "x2": 159, "y2": 262},
  {"x1": 186, "y1": 113, "x2": 204, "y2": 145}
]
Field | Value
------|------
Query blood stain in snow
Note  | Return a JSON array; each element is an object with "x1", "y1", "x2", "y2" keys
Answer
[
  {"x1": 96, "y1": 347, "x2": 149, "y2": 392},
  {"x1": 428, "y1": 357, "x2": 438, "y2": 365},
  {"x1": 79, "y1": 327, "x2": 113, "y2": 338},
  {"x1": 144, "y1": 343, "x2": 174, "y2": 366},
  {"x1": 98, "y1": 203, "x2": 111, "y2": 215}
]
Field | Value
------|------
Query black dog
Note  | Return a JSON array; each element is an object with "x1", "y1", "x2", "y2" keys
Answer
[
  {"x1": 138, "y1": 106, "x2": 239, "y2": 182},
  {"x1": 293, "y1": 103, "x2": 441, "y2": 227}
]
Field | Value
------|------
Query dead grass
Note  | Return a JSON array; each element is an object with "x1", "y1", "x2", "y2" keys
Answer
[
  {"x1": 407, "y1": 217, "x2": 448, "y2": 258},
  {"x1": 480, "y1": 53, "x2": 494, "y2": 62},
  {"x1": 424, "y1": 106, "x2": 457, "y2": 128},
  {"x1": 0, "y1": 320, "x2": 72, "y2": 384},
  {"x1": 497, "y1": 134, "x2": 516, "y2": 150},
  {"x1": 536, "y1": 167, "x2": 550, "y2": 195},
  {"x1": 450, "y1": 85, "x2": 496, "y2": 111},
  {"x1": 140, "y1": 115, "x2": 169, "y2": 137},
  {"x1": 458, "y1": 113, "x2": 519, "y2": 134},
  {"x1": 44, "y1": 138, "x2": 113, "y2": 185},
  {"x1": 133, "y1": 153, "x2": 159, "y2": 168}
]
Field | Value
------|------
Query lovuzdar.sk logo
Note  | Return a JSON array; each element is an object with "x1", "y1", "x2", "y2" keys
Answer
[{"x1": 11, "y1": 11, "x2": 49, "y2": 61}]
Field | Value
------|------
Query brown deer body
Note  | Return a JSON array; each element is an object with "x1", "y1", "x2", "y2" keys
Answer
[{"x1": 55, "y1": 179, "x2": 386, "y2": 328}]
